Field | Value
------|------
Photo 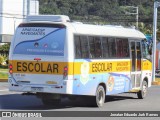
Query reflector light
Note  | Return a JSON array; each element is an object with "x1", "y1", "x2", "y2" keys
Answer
[
  {"x1": 64, "y1": 67, "x2": 68, "y2": 71},
  {"x1": 9, "y1": 70, "x2": 13, "y2": 74},
  {"x1": 34, "y1": 58, "x2": 41, "y2": 61},
  {"x1": 9, "y1": 64, "x2": 13, "y2": 74},
  {"x1": 63, "y1": 66, "x2": 68, "y2": 79},
  {"x1": 9, "y1": 65, "x2": 13, "y2": 69}
]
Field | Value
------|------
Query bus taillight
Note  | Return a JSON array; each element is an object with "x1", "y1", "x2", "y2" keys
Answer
[
  {"x1": 9, "y1": 64, "x2": 13, "y2": 74},
  {"x1": 63, "y1": 66, "x2": 68, "y2": 79}
]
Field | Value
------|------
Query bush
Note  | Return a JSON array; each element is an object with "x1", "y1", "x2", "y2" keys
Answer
[
  {"x1": 0, "y1": 55, "x2": 8, "y2": 66},
  {"x1": 0, "y1": 64, "x2": 8, "y2": 69},
  {"x1": 0, "y1": 56, "x2": 4, "y2": 65}
]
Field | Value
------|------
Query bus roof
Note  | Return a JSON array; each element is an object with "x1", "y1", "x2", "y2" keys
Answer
[
  {"x1": 69, "y1": 23, "x2": 146, "y2": 39},
  {"x1": 26, "y1": 15, "x2": 146, "y2": 39}
]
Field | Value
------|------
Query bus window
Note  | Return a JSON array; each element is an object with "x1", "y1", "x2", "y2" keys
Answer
[
  {"x1": 88, "y1": 36, "x2": 95, "y2": 58},
  {"x1": 102, "y1": 37, "x2": 109, "y2": 58},
  {"x1": 74, "y1": 35, "x2": 89, "y2": 59},
  {"x1": 116, "y1": 38, "x2": 123, "y2": 57},
  {"x1": 80, "y1": 36, "x2": 89, "y2": 58},
  {"x1": 131, "y1": 42, "x2": 136, "y2": 71},
  {"x1": 122, "y1": 39, "x2": 129, "y2": 57},
  {"x1": 13, "y1": 24, "x2": 66, "y2": 56},
  {"x1": 108, "y1": 38, "x2": 116, "y2": 58},
  {"x1": 142, "y1": 39, "x2": 151, "y2": 60},
  {"x1": 94, "y1": 37, "x2": 102, "y2": 58},
  {"x1": 74, "y1": 36, "x2": 82, "y2": 58},
  {"x1": 88, "y1": 36, "x2": 102, "y2": 59},
  {"x1": 116, "y1": 38, "x2": 129, "y2": 58},
  {"x1": 136, "y1": 42, "x2": 141, "y2": 71}
]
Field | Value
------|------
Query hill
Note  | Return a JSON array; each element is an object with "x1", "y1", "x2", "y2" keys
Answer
[{"x1": 39, "y1": 0, "x2": 160, "y2": 34}]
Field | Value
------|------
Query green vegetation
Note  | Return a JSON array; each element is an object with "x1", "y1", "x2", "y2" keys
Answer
[
  {"x1": 0, "y1": 43, "x2": 10, "y2": 66},
  {"x1": 0, "y1": 43, "x2": 10, "y2": 79},
  {"x1": 0, "y1": 68, "x2": 8, "y2": 79},
  {"x1": 39, "y1": 0, "x2": 160, "y2": 36},
  {"x1": 0, "y1": 43, "x2": 10, "y2": 53},
  {"x1": 1, "y1": 0, "x2": 160, "y2": 80}
]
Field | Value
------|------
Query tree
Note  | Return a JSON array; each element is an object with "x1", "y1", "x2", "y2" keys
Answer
[
  {"x1": 0, "y1": 43, "x2": 10, "y2": 57},
  {"x1": 38, "y1": 0, "x2": 158, "y2": 33}
]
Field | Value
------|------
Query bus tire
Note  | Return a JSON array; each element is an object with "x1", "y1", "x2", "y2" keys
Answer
[
  {"x1": 137, "y1": 80, "x2": 148, "y2": 99},
  {"x1": 42, "y1": 99, "x2": 61, "y2": 106},
  {"x1": 95, "y1": 85, "x2": 105, "y2": 107}
]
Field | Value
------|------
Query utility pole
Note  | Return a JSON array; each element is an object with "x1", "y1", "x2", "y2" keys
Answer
[
  {"x1": 124, "y1": 6, "x2": 139, "y2": 29},
  {"x1": 136, "y1": 6, "x2": 138, "y2": 29},
  {"x1": 153, "y1": 0, "x2": 160, "y2": 81},
  {"x1": 27, "y1": 0, "x2": 30, "y2": 16}
]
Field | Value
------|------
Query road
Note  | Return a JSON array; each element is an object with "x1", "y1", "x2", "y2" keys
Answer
[{"x1": 0, "y1": 82, "x2": 160, "y2": 111}]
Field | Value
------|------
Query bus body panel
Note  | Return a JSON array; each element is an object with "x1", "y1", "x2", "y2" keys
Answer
[
  {"x1": 9, "y1": 23, "x2": 75, "y2": 94},
  {"x1": 9, "y1": 15, "x2": 152, "y2": 98},
  {"x1": 72, "y1": 59, "x2": 132, "y2": 95}
]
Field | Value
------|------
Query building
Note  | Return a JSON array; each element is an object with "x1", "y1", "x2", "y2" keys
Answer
[{"x1": 0, "y1": 0, "x2": 39, "y2": 43}]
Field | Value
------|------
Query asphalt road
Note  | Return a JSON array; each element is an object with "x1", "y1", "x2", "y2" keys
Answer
[{"x1": 0, "y1": 82, "x2": 160, "y2": 111}]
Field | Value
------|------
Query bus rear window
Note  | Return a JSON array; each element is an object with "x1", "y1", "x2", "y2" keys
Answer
[{"x1": 13, "y1": 23, "x2": 66, "y2": 56}]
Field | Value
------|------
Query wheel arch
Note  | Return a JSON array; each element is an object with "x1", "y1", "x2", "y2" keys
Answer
[
  {"x1": 97, "y1": 82, "x2": 107, "y2": 94},
  {"x1": 143, "y1": 77, "x2": 148, "y2": 87}
]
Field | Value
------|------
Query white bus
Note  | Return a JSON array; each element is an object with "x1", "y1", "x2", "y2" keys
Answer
[{"x1": 8, "y1": 15, "x2": 152, "y2": 107}]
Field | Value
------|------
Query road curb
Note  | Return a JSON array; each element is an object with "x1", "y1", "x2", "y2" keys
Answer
[
  {"x1": 0, "y1": 79, "x2": 8, "y2": 82},
  {"x1": 152, "y1": 81, "x2": 160, "y2": 85}
]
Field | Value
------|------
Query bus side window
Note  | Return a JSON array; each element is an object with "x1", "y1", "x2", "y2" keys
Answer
[
  {"x1": 74, "y1": 35, "x2": 82, "y2": 58},
  {"x1": 108, "y1": 38, "x2": 116, "y2": 58},
  {"x1": 88, "y1": 36, "x2": 102, "y2": 59},
  {"x1": 94, "y1": 37, "x2": 102, "y2": 58},
  {"x1": 102, "y1": 37, "x2": 109, "y2": 58},
  {"x1": 88, "y1": 36, "x2": 95, "y2": 58},
  {"x1": 116, "y1": 38, "x2": 129, "y2": 58},
  {"x1": 136, "y1": 42, "x2": 141, "y2": 71},
  {"x1": 80, "y1": 36, "x2": 89, "y2": 59},
  {"x1": 142, "y1": 42, "x2": 146, "y2": 58},
  {"x1": 142, "y1": 40, "x2": 151, "y2": 60},
  {"x1": 74, "y1": 35, "x2": 89, "y2": 59},
  {"x1": 122, "y1": 39, "x2": 129, "y2": 57},
  {"x1": 116, "y1": 38, "x2": 123, "y2": 57}
]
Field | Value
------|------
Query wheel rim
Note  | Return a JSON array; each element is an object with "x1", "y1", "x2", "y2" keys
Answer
[
  {"x1": 97, "y1": 89, "x2": 104, "y2": 106},
  {"x1": 142, "y1": 84, "x2": 147, "y2": 97}
]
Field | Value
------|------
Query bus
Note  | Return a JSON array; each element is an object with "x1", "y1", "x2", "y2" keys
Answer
[{"x1": 8, "y1": 15, "x2": 152, "y2": 107}]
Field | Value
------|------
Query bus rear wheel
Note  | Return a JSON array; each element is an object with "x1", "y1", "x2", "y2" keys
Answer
[
  {"x1": 137, "y1": 80, "x2": 148, "y2": 99},
  {"x1": 95, "y1": 85, "x2": 105, "y2": 107}
]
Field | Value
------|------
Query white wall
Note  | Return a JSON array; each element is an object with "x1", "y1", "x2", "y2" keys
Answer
[
  {"x1": 0, "y1": 0, "x2": 39, "y2": 42},
  {"x1": 0, "y1": 0, "x2": 2, "y2": 34},
  {"x1": 29, "y1": 0, "x2": 39, "y2": 15},
  {"x1": 2, "y1": 0, "x2": 24, "y2": 15},
  {"x1": 1, "y1": 0, "x2": 39, "y2": 17}
]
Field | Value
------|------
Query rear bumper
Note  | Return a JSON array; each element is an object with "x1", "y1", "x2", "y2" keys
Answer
[
  {"x1": 8, "y1": 76, "x2": 96, "y2": 96},
  {"x1": 9, "y1": 84, "x2": 65, "y2": 94},
  {"x1": 8, "y1": 77, "x2": 73, "y2": 94}
]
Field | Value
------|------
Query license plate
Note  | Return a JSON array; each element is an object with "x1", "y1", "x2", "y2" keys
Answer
[{"x1": 31, "y1": 87, "x2": 43, "y2": 92}]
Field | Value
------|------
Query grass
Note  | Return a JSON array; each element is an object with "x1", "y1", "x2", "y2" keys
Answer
[{"x1": 0, "y1": 68, "x2": 8, "y2": 79}]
